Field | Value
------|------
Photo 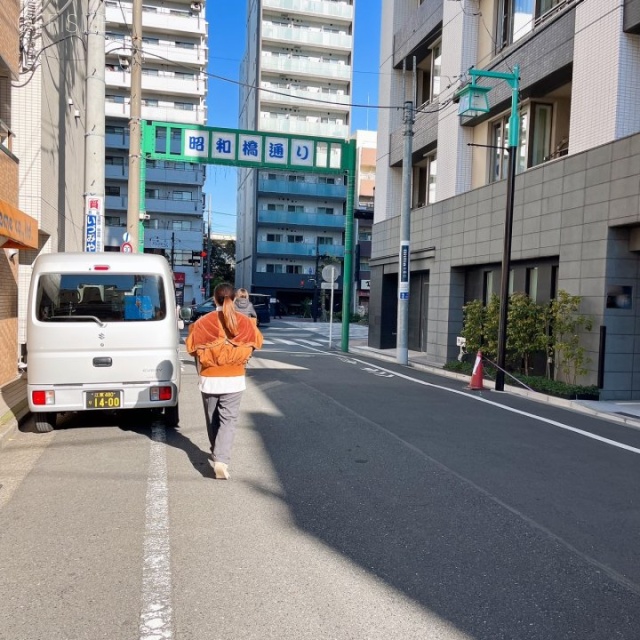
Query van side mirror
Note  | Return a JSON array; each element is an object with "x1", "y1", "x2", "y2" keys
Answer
[{"x1": 180, "y1": 306, "x2": 193, "y2": 321}]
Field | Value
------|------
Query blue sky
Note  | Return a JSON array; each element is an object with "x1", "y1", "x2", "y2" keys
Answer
[{"x1": 203, "y1": 0, "x2": 382, "y2": 235}]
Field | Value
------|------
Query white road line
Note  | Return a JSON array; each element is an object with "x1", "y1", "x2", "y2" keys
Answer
[
  {"x1": 343, "y1": 356, "x2": 640, "y2": 456},
  {"x1": 272, "y1": 338, "x2": 297, "y2": 345},
  {"x1": 297, "y1": 339, "x2": 324, "y2": 346},
  {"x1": 139, "y1": 424, "x2": 173, "y2": 640}
]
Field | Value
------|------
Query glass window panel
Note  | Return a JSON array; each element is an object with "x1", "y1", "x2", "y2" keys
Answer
[
  {"x1": 431, "y1": 42, "x2": 442, "y2": 99},
  {"x1": 531, "y1": 103, "x2": 552, "y2": 167},
  {"x1": 36, "y1": 274, "x2": 166, "y2": 323}
]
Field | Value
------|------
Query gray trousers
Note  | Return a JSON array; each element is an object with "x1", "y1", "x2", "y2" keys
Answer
[{"x1": 202, "y1": 391, "x2": 244, "y2": 464}]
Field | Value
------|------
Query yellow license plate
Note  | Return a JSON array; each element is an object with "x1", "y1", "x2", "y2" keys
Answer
[{"x1": 86, "y1": 390, "x2": 122, "y2": 409}]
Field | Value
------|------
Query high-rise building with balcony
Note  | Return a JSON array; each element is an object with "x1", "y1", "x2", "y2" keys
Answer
[
  {"x1": 103, "y1": 0, "x2": 208, "y2": 304},
  {"x1": 237, "y1": 0, "x2": 354, "y2": 312}
]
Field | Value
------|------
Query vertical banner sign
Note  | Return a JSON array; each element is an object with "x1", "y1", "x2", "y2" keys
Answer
[
  {"x1": 399, "y1": 241, "x2": 409, "y2": 300},
  {"x1": 84, "y1": 196, "x2": 104, "y2": 253}
]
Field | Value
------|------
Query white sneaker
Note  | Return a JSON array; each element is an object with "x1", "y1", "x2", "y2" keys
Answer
[{"x1": 213, "y1": 461, "x2": 230, "y2": 480}]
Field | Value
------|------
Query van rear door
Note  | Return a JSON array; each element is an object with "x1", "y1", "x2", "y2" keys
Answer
[{"x1": 28, "y1": 271, "x2": 179, "y2": 386}]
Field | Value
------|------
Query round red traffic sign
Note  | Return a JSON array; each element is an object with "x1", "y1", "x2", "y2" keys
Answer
[{"x1": 121, "y1": 242, "x2": 133, "y2": 253}]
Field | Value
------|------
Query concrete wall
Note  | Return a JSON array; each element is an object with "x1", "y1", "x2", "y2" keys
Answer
[{"x1": 370, "y1": 131, "x2": 640, "y2": 399}]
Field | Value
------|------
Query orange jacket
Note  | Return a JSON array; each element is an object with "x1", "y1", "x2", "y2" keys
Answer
[{"x1": 186, "y1": 311, "x2": 263, "y2": 377}]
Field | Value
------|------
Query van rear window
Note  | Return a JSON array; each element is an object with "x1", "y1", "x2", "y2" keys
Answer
[{"x1": 36, "y1": 273, "x2": 166, "y2": 323}]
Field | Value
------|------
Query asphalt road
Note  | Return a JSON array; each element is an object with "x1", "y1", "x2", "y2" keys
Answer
[{"x1": 1, "y1": 320, "x2": 639, "y2": 639}]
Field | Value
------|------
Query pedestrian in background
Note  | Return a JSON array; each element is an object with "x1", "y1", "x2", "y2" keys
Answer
[
  {"x1": 234, "y1": 287, "x2": 257, "y2": 322},
  {"x1": 186, "y1": 283, "x2": 263, "y2": 479}
]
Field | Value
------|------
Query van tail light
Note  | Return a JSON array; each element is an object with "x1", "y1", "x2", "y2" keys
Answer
[
  {"x1": 150, "y1": 386, "x2": 172, "y2": 401},
  {"x1": 32, "y1": 390, "x2": 55, "y2": 405}
]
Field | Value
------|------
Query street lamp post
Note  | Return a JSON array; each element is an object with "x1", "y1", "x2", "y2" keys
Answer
[{"x1": 456, "y1": 65, "x2": 520, "y2": 392}]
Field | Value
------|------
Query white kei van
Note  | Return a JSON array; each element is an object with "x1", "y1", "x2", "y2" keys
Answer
[{"x1": 26, "y1": 252, "x2": 183, "y2": 432}]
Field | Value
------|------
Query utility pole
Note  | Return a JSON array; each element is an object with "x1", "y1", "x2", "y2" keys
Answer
[
  {"x1": 312, "y1": 237, "x2": 320, "y2": 322},
  {"x1": 84, "y1": 0, "x2": 105, "y2": 251},
  {"x1": 126, "y1": 0, "x2": 143, "y2": 251},
  {"x1": 396, "y1": 100, "x2": 414, "y2": 365},
  {"x1": 206, "y1": 196, "x2": 212, "y2": 298}
]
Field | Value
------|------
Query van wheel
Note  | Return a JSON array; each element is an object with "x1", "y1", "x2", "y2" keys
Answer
[
  {"x1": 35, "y1": 412, "x2": 56, "y2": 433},
  {"x1": 164, "y1": 404, "x2": 179, "y2": 427}
]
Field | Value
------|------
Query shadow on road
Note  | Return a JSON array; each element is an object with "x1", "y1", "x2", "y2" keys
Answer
[{"x1": 241, "y1": 351, "x2": 640, "y2": 640}]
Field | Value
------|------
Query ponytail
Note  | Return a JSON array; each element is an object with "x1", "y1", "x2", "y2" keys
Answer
[{"x1": 214, "y1": 282, "x2": 239, "y2": 336}]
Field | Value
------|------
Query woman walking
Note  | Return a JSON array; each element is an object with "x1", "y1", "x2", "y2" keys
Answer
[
  {"x1": 186, "y1": 283, "x2": 263, "y2": 479},
  {"x1": 234, "y1": 287, "x2": 257, "y2": 321}
]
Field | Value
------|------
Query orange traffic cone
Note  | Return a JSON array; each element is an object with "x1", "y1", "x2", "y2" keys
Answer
[{"x1": 468, "y1": 351, "x2": 486, "y2": 390}]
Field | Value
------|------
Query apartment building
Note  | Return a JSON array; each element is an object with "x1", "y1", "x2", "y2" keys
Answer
[
  {"x1": 372, "y1": 0, "x2": 640, "y2": 399},
  {"x1": 237, "y1": 0, "x2": 354, "y2": 311},
  {"x1": 103, "y1": 0, "x2": 208, "y2": 304},
  {"x1": 353, "y1": 129, "x2": 375, "y2": 314},
  {"x1": 2, "y1": 0, "x2": 55, "y2": 389}
]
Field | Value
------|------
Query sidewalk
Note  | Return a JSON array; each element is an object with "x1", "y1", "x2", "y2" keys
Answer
[
  {"x1": 348, "y1": 340, "x2": 640, "y2": 432},
  {"x1": 0, "y1": 375, "x2": 29, "y2": 447}
]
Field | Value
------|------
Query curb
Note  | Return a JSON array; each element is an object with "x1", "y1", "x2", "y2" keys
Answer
[{"x1": 348, "y1": 345, "x2": 640, "y2": 433}]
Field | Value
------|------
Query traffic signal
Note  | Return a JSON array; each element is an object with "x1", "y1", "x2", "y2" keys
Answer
[{"x1": 201, "y1": 251, "x2": 207, "y2": 259}]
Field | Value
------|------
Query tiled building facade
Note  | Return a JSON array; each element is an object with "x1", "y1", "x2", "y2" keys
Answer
[
  {"x1": 371, "y1": 0, "x2": 640, "y2": 399},
  {"x1": 0, "y1": 0, "x2": 38, "y2": 389}
]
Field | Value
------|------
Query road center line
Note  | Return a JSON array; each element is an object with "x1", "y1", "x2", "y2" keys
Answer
[
  {"x1": 139, "y1": 424, "x2": 173, "y2": 640},
  {"x1": 341, "y1": 353, "x2": 640, "y2": 456}
]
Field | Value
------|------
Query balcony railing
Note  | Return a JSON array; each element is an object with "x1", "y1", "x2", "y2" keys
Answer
[
  {"x1": 262, "y1": 24, "x2": 352, "y2": 51},
  {"x1": 258, "y1": 178, "x2": 347, "y2": 199},
  {"x1": 105, "y1": 69, "x2": 206, "y2": 97},
  {"x1": 106, "y1": 36, "x2": 208, "y2": 67},
  {"x1": 105, "y1": 164, "x2": 205, "y2": 186},
  {"x1": 105, "y1": 195, "x2": 202, "y2": 214},
  {"x1": 261, "y1": 55, "x2": 351, "y2": 80},
  {"x1": 262, "y1": 0, "x2": 354, "y2": 21},
  {"x1": 258, "y1": 118, "x2": 349, "y2": 138},
  {"x1": 258, "y1": 209, "x2": 345, "y2": 229},
  {"x1": 105, "y1": 101, "x2": 206, "y2": 124},
  {"x1": 257, "y1": 241, "x2": 344, "y2": 258},
  {"x1": 106, "y1": 4, "x2": 207, "y2": 35},
  {"x1": 260, "y1": 84, "x2": 350, "y2": 108}
]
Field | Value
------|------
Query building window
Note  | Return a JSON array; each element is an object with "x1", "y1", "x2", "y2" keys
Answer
[
  {"x1": 145, "y1": 188, "x2": 159, "y2": 199},
  {"x1": 266, "y1": 234, "x2": 282, "y2": 242},
  {"x1": 105, "y1": 216, "x2": 121, "y2": 226},
  {"x1": 174, "y1": 102, "x2": 195, "y2": 111},
  {"x1": 431, "y1": 42, "x2": 441, "y2": 99},
  {"x1": 175, "y1": 41, "x2": 195, "y2": 49},
  {"x1": 530, "y1": 103, "x2": 553, "y2": 167},
  {"x1": 106, "y1": 125, "x2": 125, "y2": 135},
  {"x1": 266, "y1": 263, "x2": 283, "y2": 273},
  {"x1": 105, "y1": 185, "x2": 120, "y2": 196},
  {"x1": 142, "y1": 68, "x2": 159, "y2": 76},
  {"x1": 287, "y1": 205, "x2": 304, "y2": 212},
  {"x1": 358, "y1": 230, "x2": 372, "y2": 242},
  {"x1": 105, "y1": 156, "x2": 124, "y2": 165},
  {"x1": 172, "y1": 191, "x2": 192, "y2": 200},
  {"x1": 318, "y1": 207, "x2": 335, "y2": 215},
  {"x1": 173, "y1": 250, "x2": 191, "y2": 266},
  {"x1": 142, "y1": 37, "x2": 159, "y2": 45},
  {"x1": 427, "y1": 153, "x2": 437, "y2": 204},
  {"x1": 106, "y1": 95, "x2": 125, "y2": 103},
  {"x1": 496, "y1": 0, "x2": 534, "y2": 50},
  {"x1": 489, "y1": 112, "x2": 528, "y2": 182},
  {"x1": 287, "y1": 235, "x2": 303, "y2": 243},
  {"x1": 319, "y1": 177, "x2": 335, "y2": 184},
  {"x1": 482, "y1": 271, "x2": 494, "y2": 305},
  {"x1": 317, "y1": 236, "x2": 333, "y2": 245},
  {"x1": 526, "y1": 267, "x2": 539, "y2": 301},
  {"x1": 142, "y1": 98, "x2": 158, "y2": 107},
  {"x1": 286, "y1": 264, "x2": 302, "y2": 274}
]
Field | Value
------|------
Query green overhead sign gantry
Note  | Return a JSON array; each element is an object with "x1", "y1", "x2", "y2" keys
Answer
[{"x1": 140, "y1": 121, "x2": 357, "y2": 352}]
